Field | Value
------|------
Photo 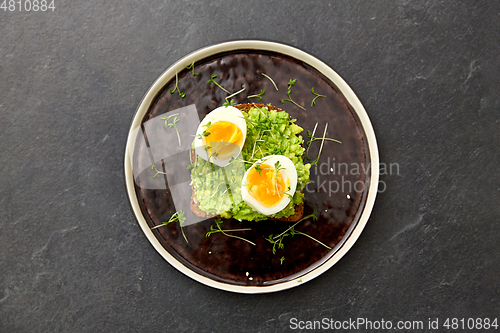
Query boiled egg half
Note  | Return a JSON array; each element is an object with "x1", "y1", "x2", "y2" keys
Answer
[
  {"x1": 241, "y1": 155, "x2": 298, "y2": 215},
  {"x1": 194, "y1": 106, "x2": 247, "y2": 167}
]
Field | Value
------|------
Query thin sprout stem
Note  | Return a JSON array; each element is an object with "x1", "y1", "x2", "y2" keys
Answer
[
  {"x1": 305, "y1": 122, "x2": 318, "y2": 159},
  {"x1": 289, "y1": 98, "x2": 306, "y2": 110},
  {"x1": 273, "y1": 220, "x2": 302, "y2": 240},
  {"x1": 213, "y1": 81, "x2": 231, "y2": 94},
  {"x1": 262, "y1": 73, "x2": 278, "y2": 90},
  {"x1": 186, "y1": 61, "x2": 198, "y2": 75},
  {"x1": 225, "y1": 86, "x2": 245, "y2": 100},
  {"x1": 174, "y1": 123, "x2": 181, "y2": 146},
  {"x1": 258, "y1": 107, "x2": 269, "y2": 119},
  {"x1": 321, "y1": 138, "x2": 342, "y2": 144},
  {"x1": 163, "y1": 113, "x2": 179, "y2": 121},
  {"x1": 151, "y1": 222, "x2": 171, "y2": 230},
  {"x1": 257, "y1": 145, "x2": 263, "y2": 158},
  {"x1": 231, "y1": 159, "x2": 254, "y2": 164},
  {"x1": 311, "y1": 88, "x2": 326, "y2": 106},
  {"x1": 311, "y1": 122, "x2": 318, "y2": 137},
  {"x1": 180, "y1": 226, "x2": 188, "y2": 243},
  {"x1": 250, "y1": 130, "x2": 261, "y2": 160},
  {"x1": 210, "y1": 182, "x2": 226, "y2": 197},
  {"x1": 151, "y1": 165, "x2": 166, "y2": 178},
  {"x1": 221, "y1": 230, "x2": 256, "y2": 246},
  {"x1": 247, "y1": 89, "x2": 265, "y2": 100},
  {"x1": 172, "y1": 71, "x2": 179, "y2": 93},
  {"x1": 151, "y1": 212, "x2": 179, "y2": 229},
  {"x1": 317, "y1": 122, "x2": 328, "y2": 162},
  {"x1": 222, "y1": 228, "x2": 251, "y2": 232},
  {"x1": 208, "y1": 221, "x2": 255, "y2": 246},
  {"x1": 294, "y1": 231, "x2": 331, "y2": 249},
  {"x1": 273, "y1": 210, "x2": 317, "y2": 240}
]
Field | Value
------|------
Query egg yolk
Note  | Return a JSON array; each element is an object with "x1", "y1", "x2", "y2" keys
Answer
[
  {"x1": 246, "y1": 163, "x2": 289, "y2": 207},
  {"x1": 203, "y1": 121, "x2": 243, "y2": 159}
]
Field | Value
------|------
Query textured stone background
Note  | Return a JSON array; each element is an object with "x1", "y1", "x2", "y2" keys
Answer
[{"x1": 0, "y1": 1, "x2": 498, "y2": 332}]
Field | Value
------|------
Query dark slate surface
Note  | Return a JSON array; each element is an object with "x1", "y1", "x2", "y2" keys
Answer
[{"x1": 0, "y1": 1, "x2": 498, "y2": 332}]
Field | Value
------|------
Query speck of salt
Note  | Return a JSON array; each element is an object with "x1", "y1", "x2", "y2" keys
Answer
[
  {"x1": 347, "y1": 194, "x2": 351, "y2": 199},
  {"x1": 245, "y1": 272, "x2": 249, "y2": 276},
  {"x1": 249, "y1": 277, "x2": 253, "y2": 280}
]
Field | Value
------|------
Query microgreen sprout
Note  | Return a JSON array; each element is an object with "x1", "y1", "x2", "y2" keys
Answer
[
  {"x1": 229, "y1": 156, "x2": 256, "y2": 165},
  {"x1": 204, "y1": 145, "x2": 213, "y2": 162},
  {"x1": 310, "y1": 87, "x2": 326, "y2": 106},
  {"x1": 274, "y1": 160, "x2": 283, "y2": 171},
  {"x1": 305, "y1": 122, "x2": 342, "y2": 166},
  {"x1": 151, "y1": 164, "x2": 166, "y2": 178},
  {"x1": 195, "y1": 127, "x2": 210, "y2": 140},
  {"x1": 161, "y1": 113, "x2": 182, "y2": 146},
  {"x1": 290, "y1": 226, "x2": 331, "y2": 249},
  {"x1": 168, "y1": 71, "x2": 186, "y2": 98},
  {"x1": 204, "y1": 145, "x2": 218, "y2": 171},
  {"x1": 280, "y1": 256, "x2": 285, "y2": 265},
  {"x1": 151, "y1": 210, "x2": 188, "y2": 243},
  {"x1": 254, "y1": 162, "x2": 264, "y2": 176},
  {"x1": 206, "y1": 218, "x2": 255, "y2": 246},
  {"x1": 222, "y1": 99, "x2": 236, "y2": 107},
  {"x1": 267, "y1": 233, "x2": 287, "y2": 254},
  {"x1": 273, "y1": 160, "x2": 285, "y2": 198},
  {"x1": 225, "y1": 85, "x2": 246, "y2": 101},
  {"x1": 247, "y1": 89, "x2": 265, "y2": 101},
  {"x1": 281, "y1": 79, "x2": 306, "y2": 110},
  {"x1": 273, "y1": 209, "x2": 319, "y2": 240},
  {"x1": 208, "y1": 74, "x2": 231, "y2": 94},
  {"x1": 266, "y1": 209, "x2": 331, "y2": 257},
  {"x1": 185, "y1": 61, "x2": 199, "y2": 76},
  {"x1": 262, "y1": 73, "x2": 278, "y2": 90}
]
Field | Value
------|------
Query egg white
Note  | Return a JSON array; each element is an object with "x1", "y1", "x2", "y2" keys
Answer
[
  {"x1": 194, "y1": 106, "x2": 247, "y2": 167},
  {"x1": 241, "y1": 155, "x2": 298, "y2": 216}
]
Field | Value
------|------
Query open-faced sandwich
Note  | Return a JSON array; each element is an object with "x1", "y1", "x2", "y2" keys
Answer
[{"x1": 189, "y1": 103, "x2": 311, "y2": 222}]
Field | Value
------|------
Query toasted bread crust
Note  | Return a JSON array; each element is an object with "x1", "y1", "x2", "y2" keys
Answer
[{"x1": 189, "y1": 103, "x2": 304, "y2": 222}]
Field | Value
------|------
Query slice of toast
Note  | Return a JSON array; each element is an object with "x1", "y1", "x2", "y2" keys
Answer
[{"x1": 190, "y1": 103, "x2": 305, "y2": 222}]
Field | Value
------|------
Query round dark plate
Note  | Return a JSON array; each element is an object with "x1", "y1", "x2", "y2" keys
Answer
[{"x1": 125, "y1": 41, "x2": 379, "y2": 293}]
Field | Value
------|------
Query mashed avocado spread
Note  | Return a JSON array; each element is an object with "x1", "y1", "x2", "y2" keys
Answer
[{"x1": 190, "y1": 105, "x2": 311, "y2": 221}]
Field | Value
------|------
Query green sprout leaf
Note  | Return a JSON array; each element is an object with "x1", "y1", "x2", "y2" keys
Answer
[
  {"x1": 161, "y1": 113, "x2": 182, "y2": 146},
  {"x1": 168, "y1": 71, "x2": 186, "y2": 98},
  {"x1": 310, "y1": 87, "x2": 326, "y2": 106},
  {"x1": 151, "y1": 164, "x2": 166, "y2": 178},
  {"x1": 185, "y1": 61, "x2": 199, "y2": 76},
  {"x1": 208, "y1": 74, "x2": 231, "y2": 94},
  {"x1": 223, "y1": 99, "x2": 236, "y2": 107},
  {"x1": 151, "y1": 210, "x2": 188, "y2": 243},
  {"x1": 247, "y1": 89, "x2": 265, "y2": 101},
  {"x1": 281, "y1": 78, "x2": 305, "y2": 110}
]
